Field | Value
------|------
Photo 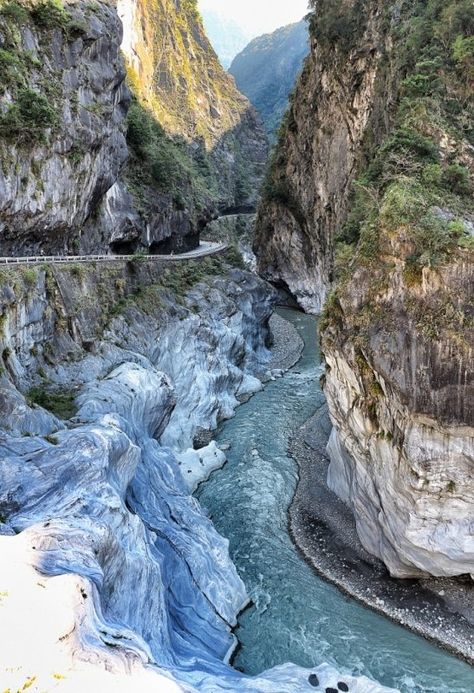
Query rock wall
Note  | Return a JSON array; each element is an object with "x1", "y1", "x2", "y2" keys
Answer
[
  {"x1": 254, "y1": 0, "x2": 392, "y2": 313},
  {"x1": 0, "y1": 0, "x2": 129, "y2": 255},
  {"x1": 117, "y1": 0, "x2": 267, "y2": 237},
  {"x1": 323, "y1": 252, "x2": 474, "y2": 578},
  {"x1": 0, "y1": 0, "x2": 267, "y2": 256},
  {"x1": 255, "y1": 0, "x2": 474, "y2": 578}
]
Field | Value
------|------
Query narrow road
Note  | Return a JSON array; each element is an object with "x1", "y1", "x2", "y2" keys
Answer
[{"x1": 0, "y1": 241, "x2": 227, "y2": 266}]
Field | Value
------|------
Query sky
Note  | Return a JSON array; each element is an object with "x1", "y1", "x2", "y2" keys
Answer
[{"x1": 199, "y1": 0, "x2": 310, "y2": 38}]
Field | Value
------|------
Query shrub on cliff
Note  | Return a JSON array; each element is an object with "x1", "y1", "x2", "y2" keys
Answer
[
  {"x1": 125, "y1": 99, "x2": 218, "y2": 214},
  {"x1": 442, "y1": 164, "x2": 472, "y2": 196},
  {"x1": 0, "y1": 88, "x2": 57, "y2": 141},
  {"x1": 0, "y1": 0, "x2": 28, "y2": 23},
  {"x1": 127, "y1": 101, "x2": 183, "y2": 192},
  {"x1": 30, "y1": 0, "x2": 68, "y2": 28},
  {"x1": 309, "y1": 0, "x2": 366, "y2": 54},
  {"x1": 328, "y1": 0, "x2": 474, "y2": 285},
  {"x1": 27, "y1": 386, "x2": 77, "y2": 420}
]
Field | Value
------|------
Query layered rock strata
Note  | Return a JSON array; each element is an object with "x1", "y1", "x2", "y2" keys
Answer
[{"x1": 323, "y1": 253, "x2": 474, "y2": 578}]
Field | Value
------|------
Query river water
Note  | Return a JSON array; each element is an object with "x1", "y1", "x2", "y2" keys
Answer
[{"x1": 196, "y1": 309, "x2": 474, "y2": 693}]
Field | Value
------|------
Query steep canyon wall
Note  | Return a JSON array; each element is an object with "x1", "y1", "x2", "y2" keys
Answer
[
  {"x1": 256, "y1": 0, "x2": 474, "y2": 578},
  {"x1": 0, "y1": 0, "x2": 267, "y2": 255}
]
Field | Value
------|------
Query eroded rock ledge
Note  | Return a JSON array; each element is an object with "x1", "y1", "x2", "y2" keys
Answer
[{"x1": 0, "y1": 260, "x2": 394, "y2": 692}]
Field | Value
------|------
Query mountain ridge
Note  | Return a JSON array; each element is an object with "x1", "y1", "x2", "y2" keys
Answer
[{"x1": 229, "y1": 19, "x2": 309, "y2": 141}]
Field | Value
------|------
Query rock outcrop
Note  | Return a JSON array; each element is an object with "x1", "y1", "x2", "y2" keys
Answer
[
  {"x1": 0, "y1": 259, "x2": 394, "y2": 693},
  {"x1": 0, "y1": 0, "x2": 267, "y2": 256},
  {"x1": 0, "y1": 0, "x2": 129, "y2": 255},
  {"x1": 256, "y1": 0, "x2": 474, "y2": 577},
  {"x1": 254, "y1": 0, "x2": 391, "y2": 313},
  {"x1": 117, "y1": 0, "x2": 267, "y2": 249},
  {"x1": 323, "y1": 251, "x2": 474, "y2": 578}
]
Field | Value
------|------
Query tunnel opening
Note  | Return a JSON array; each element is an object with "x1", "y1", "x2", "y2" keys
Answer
[
  {"x1": 109, "y1": 239, "x2": 140, "y2": 255},
  {"x1": 149, "y1": 232, "x2": 200, "y2": 255}
]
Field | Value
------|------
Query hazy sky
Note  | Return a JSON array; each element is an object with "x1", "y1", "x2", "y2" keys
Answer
[{"x1": 199, "y1": 0, "x2": 310, "y2": 37}]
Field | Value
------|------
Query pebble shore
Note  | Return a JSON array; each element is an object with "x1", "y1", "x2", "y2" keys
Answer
[
  {"x1": 288, "y1": 404, "x2": 474, "y2": 667},
  {"x1": 268, "y1": 311, "x2": 305, "y2": 371}
]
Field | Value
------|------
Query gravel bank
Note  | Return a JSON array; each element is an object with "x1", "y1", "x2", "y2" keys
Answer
[
  {"x1": 268, "y1": 310, "x2": 304, "y2": 371},
  {"x1": 288, "y1": 404, "x2": 474, "y2": 667}
]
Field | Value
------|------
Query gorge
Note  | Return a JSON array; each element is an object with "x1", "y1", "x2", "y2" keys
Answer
[{"x1": 0, "y1": 0, "x2": 473, "y2": 692}]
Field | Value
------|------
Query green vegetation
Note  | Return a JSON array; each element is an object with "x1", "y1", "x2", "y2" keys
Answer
[
  {"x1": 309, "y1": 0, "x2": 367, "y2": 56},
  {"x1": 105, "y1": 255, "x2": 240, "y2": 320},
  {"x1": 0, "y1": 88, "x2": 58, "y2": 140},
  {"x1": 22, "y1": 267, "x2": 38, "y2": 286},
  {"x1": 223, "y1": 244, "x2": 245, "y2": 269},
  {"x1": 0, "y1": 0, "x2": 86, "y2": 33},
  {"x1": 125, "y1": 100, "x2": 217, "y2": 215},
  {"x1": 27, "y1": 386, "x2": 77, "y2": 419},
  {"x1": 443, "y1": 164, "x2": 471, "y2": 196},
  {"x1": 312, "y1": 0, "x2": 474, "y2": 357},
  {"x1": 159, "y1": 257, "x2": 224, "y2": 299},
  {"x1": 0, "y1": 0, "x2": 28, "y2": 23},
  {"x1": 327, "y1": 0, "x2": 474, "y2": 285},
  {"x1": 0, "y1": 0, "x2": 85, "y2": 142},
  {"x1": 30, "y1": 0, "x2": 68, "y2": 28}
]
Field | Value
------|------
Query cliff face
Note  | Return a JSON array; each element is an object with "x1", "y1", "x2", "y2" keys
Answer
[
  {"x1": 323, "y1": 251, "x2": 474, "y2": 578},
  {"x1": 0, "y1": 0, "x2": 267, "y2": 256},
  {"x1": 229, "y1": 20, "x2": 309, "y2": 142},
  {"x1": 0, "y1": 0, "x2": 129, "y2": 255},
  {"x1": 118, "y1": 0, "x2": 267, "y2": 226},
  {"x1": 254, "y1": 0, "x2": 393, "y2": 313},
  {"x1": 256, "y1": 0, "x2": 474, "y2": 578}
]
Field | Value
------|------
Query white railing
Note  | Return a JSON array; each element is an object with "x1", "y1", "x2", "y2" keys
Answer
[{"x1": 0, "y1": 242, "x2": 227, "y2": 266}]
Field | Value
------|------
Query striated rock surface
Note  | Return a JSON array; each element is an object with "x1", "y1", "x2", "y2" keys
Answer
[
  {"x1": 323, "y1": 249, "x2": 474, "y2": 579},
  {"x1": 320, "y1": 0, "x2": 474, "y2": 579},
  {"x1": 0, "y1": 260, "x2": 394, "y2": 692},
  {"x1": 256, "y1": 0, "x2": 474, "y2": 578},
  {"x1": 254, "y1": 0, "x2": 392, "y2": 313},
  {"x1": 0, "y1": 0, "x2": 129, "y2": 255}
]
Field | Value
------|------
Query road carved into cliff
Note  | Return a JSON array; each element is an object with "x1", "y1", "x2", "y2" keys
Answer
[{"x1": 0, "y1": 241, "x2": 227, "y2": 266}]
